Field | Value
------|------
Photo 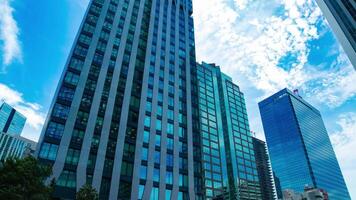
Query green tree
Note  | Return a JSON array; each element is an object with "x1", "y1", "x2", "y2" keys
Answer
[
  {"x1": 76, "y1": 184, "x2": 99, "y2": 200},
  {"x1": 0, "y1": 156, "x2": 54, "y2": 200}
]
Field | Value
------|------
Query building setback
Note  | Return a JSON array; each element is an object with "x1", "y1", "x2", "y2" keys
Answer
[
  {"x1": 316, "y1": 0, "x2": 356, "y2": 69},
  {"x1": 36, "y1": 0, "x2": 202, "y2": 199},
  {"x1": 258, "y1": 88, "x2": 351, "y2": 200},
  {"x1": 252, "y1": 137, "x2": 276, "y2": 200},
  {"x1": 196, "y1": 62, "x2": 261, "y2": 200},
  {"x1": 0, "y1": 102, "x2": 26, "y2": 136}
]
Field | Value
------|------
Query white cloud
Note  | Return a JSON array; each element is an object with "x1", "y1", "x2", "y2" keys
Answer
[
  {"x1": 0, "y1": 83, "x2": 45, "y2": 141},
  {"x1": 331, "y1": 112, "x2": 356, "y2": 148},
  {"x1": 193, "y1": 1, "x2": 356, "y2": 197},
  {"x1": 304, "y1": 51, "x2": 356, "y2": 108},
  {"x1": 76, "y1": 0, "x2": 90, "y2": 9},
  {"x1": 0, "y1": 0, "x2": 22, "y2": 69},
  {"x1": 330, "y1": 112, "x2": 356, "y2": 198},
  {"x1": 193, "y1": 0, "x2": 355, "y2": 108}
]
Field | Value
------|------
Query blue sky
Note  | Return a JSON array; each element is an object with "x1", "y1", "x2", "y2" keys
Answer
[{"x1": 0, "y1": 0, "x2": 355, "y2": 198}]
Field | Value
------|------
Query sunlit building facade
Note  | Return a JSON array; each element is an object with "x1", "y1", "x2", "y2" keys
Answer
[
  {"x1": 0, "y1": 132, "x2": 36, "y2": 161},
  {"x1": 259, "y1": 88, "x2": 351, "y2": 200},
  {"x1": 316, "y1": 0, "x2": 356, "y2": 69},
  {"x1": 36, "y1": 0, "x2": 203, "y2": 199},
  {"x1": 0, "y1": 102, "x2": 26, "y2": 136},
  {"x1": 196, "y1": 62, "x2": 261, "y2": 200}
]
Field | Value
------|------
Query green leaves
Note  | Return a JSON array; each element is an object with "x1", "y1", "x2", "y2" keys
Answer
[
  {"x1": 76, "y1": 184, "x2": 99, "y2": 200},
  {"x1": 0, "y1": 157, "x2": 54, "y2": 200}
]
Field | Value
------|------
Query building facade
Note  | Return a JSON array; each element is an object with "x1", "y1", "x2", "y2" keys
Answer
[
  {"x1": 0, "y1": 102, "x2": 26, "y2": 136},
  {"x1": 273, "y1": 172, "x2": 283, "y2": 200},
  {"x1": 252, "y1": 137, "x2": 276, "y2": 200},
  {"x1": 0, "y1": 132, "x2": 36, "y2": 161},
  {"x1": 258, "y1": 88, "x2": 350, "y2": 200},
  {"x1": 196, "y1": 62, "x2": 261, "y2": 200},
  {"x1": 36, "y1": 0, "x2": 202, "y2": 199},
  {"x1": 316, "y1": 0, "x2": 356, "y2": 69}
]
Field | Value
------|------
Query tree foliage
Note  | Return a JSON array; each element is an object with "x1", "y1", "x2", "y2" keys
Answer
[
  {"x1": 0, "y1": 156, "x2": 54, "y2": 200},
  {"x1": 76, "y1": 184, "x2": 99, "y2": 200}
]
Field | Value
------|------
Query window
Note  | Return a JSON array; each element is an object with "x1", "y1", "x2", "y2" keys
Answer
[
  {"x1": 166, "y1": 189, "x2": 172, "y2": 199},
  {"x1": 167, "y1": 138, "x2": 173, "y2": 150},
  {"x1": 78, "y1": 34, "x2": 92, "y2": 45},
  {"x1": 153, "y1": 168, "x2": 160, "y2": 182},
  {"x1": 76, "y1": 111, "x2": 89, "y2": 126},
  {"x1": 147, "y1": 88, "x2": 153, "y2": 98},
  {"x1": 150, "y1": 187, "x2": 159, "y2": 200},
  {"x1": 154, "y1": 151, "x2": 160, "y2": 164},
  {"x1": 58, "y1": 86, "x2": 75, "y2": 102},
  {"x1": 120, "y1": 161, "x2": 133, "y2": 176},
  {"x1": 72, "y1": 129, "x2": 84, "y2": 139},
  {"x1": 39, "y1": 143, "x2": 58, "y2": 160},
  {"x1": 145, "y1": 101, "x2": 152, "y2": 112},
  {"x1": 140, "y1": 165, "x2": 147, "y2": 180},
  {"x1": 57, "y1": 170, "x2": 76, "y2": 188},
  {"x1": 103, "y1": 158, "x2": 113, "y2": 172},
  {"x1": 179, "y1": 158, "x2": 187, "y2": 170},
  {"x1": 179, "y1": 174, "x2": 188, "y2": 187},
  {"x1": 155, "y1": 134, "x2": 161, "y2": 147},
  {"x1": 168, "y1": 97, "x2": 174, "y2": 107},
  {"x1": 166, "y1": 154, "x2": 173, "y2": 167},
  {"x1": 167, "y1": 123, "x2": 174, "y2": 135},
  {"x1": 74, "y1": 45, "x2": 88, "y2": 57},
  {"x1": 69, "y1": 58, "x2": 84, "y2": 71},
  {"x1": 156, "y1": 119, "x2": 162, "y2": 131},
  {"x1": 168, "y1": 110, "x2": 174, "y2": 120},
  {"x1": 141, "y1": 147, "x2": 148, "y2": 161},
  {"x1": 65, "y1": 148, "x2": 80, "y2": 165},
  {"x1": 178, "y1": 127, "x2": 186, "y2": 138},
  {"x1": 138, "y1": 184, "x2": 145, "y2": 200},
  {"x1": 166, "y1": 171, "x2": 173, "y2": 184},
  {"x1": 157, "y1": 105, "x2": 162, "y2": 116},
  {"x1": 46, "y1": 121, "x2": 64, "y2": 139},
  {"x1": 144, "y1": 116, "x2": 151, "y2": 127},
  {"x1": 52, "y1": 103, "x2": 70, "y2": 120},
  {"x1": 123, "y1": 143, "x2": 135, "y2": 157},
  {"x1": 158, "y1": 92, "x2": 163, "y2": 102},
  {"x1": 143, "y1": 130, "x2": 150, "y2": 143},
  {"x1": 64, "y1": 72, "x2": 80, "y2": 86}
]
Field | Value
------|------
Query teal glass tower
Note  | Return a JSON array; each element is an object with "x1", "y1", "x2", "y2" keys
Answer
[
  {"x1": 259, "y1": 88, "x2": 350, "y2": 200},
  {"x1": 196, "y1": 62, "x2": 261, "y2": 200},
  {"x1": 0, "y1": 102, "x2": 26, "y2": 136},
  {"x1": 36, "y1": 0, "x2": 202, "y2": 199}
]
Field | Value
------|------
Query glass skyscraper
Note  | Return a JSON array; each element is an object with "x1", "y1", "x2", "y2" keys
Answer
[
  {"x1": 258, "y1": 88, "x2": 351, "y2": 200},
  {"x1": 316, "y1": 0, "x2": 356, "y2": 69},
  {"x1": 0, "y1": 102, "x2": 26, "y2": 136},
  {"x1": 252, "y1": 137, "x2": 276, "y2": 200},
  {"x1": 196, "y1": 62, "x2": 261, "y2": 200},
  {"x1": 36, "y1": 0, "x2": 202, "y2": 199}
]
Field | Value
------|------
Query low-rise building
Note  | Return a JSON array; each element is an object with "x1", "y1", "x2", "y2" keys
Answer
[{"x1": 0, "y1": 132, "x2": 37, "y2": 161}]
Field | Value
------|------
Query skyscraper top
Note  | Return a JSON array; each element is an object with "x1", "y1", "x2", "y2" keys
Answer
[
  {"x1": 259, "y1": 88, "x2": 321, "y2": 115},
  {"x1": 259, "y1": 88, "x2": 351, "y2": 200},
  {"x1": 0, "y1": 102, "x2": 27, "y2": 136}
]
